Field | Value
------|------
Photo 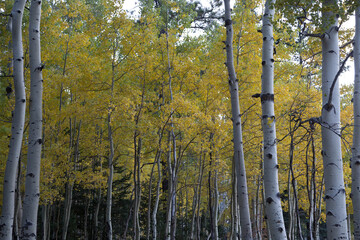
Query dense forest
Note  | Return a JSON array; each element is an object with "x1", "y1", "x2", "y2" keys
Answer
[{"x1": 0, "y1": 0, "x2": 358, "y2": 239}]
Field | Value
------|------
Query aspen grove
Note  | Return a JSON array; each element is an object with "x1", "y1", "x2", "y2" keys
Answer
[{"x1": 0, "y1": 0, "x2": 359, "y2": 239}]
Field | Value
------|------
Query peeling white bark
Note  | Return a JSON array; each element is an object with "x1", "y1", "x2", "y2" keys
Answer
[
  {"x1": 0, "y1": 0, "x2": 27, "y2": 239},
  {"x1": 261, "y1": 0, "x2": 287, "y2": 238}
]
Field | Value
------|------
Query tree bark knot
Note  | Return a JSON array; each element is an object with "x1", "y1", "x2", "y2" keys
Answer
[
  {"x1": 323, "y1": 102, "x2": 335, "y2": 113},
  {"x1": 266, "y1": 197, "x2": 274, "y2": 204},
  {"x1": 225, "y1": 19, "x2": 232, "y2": 26}
]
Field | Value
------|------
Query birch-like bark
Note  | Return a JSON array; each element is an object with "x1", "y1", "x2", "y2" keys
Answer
[
  {"x1": 13, "y1": 156, "x2": 22, "y2": 240},
  {"x1": 165, "y1": 134, "x2": 173, "y2": 240},
  {"x1": 230, "y1": 160, "x2": 238, "y2": 240},
  {"x1": 261, "y1": 0, "x2": 287, "y2": 238},
  {"x1": 93, "y1": 128, "x2": 102, "y2": 240},
  {"x1": 213, "y1": 167, "x2": 219, "y2": 240},
  {"x1": 62, "y1": 120, "x2": 80, "y2": 240},
  {"x1": 147, "y1": 159, "x2": 155, "y2": 240},
  {"x1": 133, "y1": 137, "x2": 141, "y2": 240},
  {"x1": 0, "y1": 1, "x2": 26, "y2": 238},
  {"x1": 106, "y1": 113, "x2": 114, "y2": 240},
  {"x1": 196, "y1": 154, "x2": 205, "y2": 240},
  {"x1": 321, "y1": 0, "x2": 348, "y2": 239},
  {"x1": 306, "y1": 134, "x2": 315, "y2": 240},
  {"x1": 62, "y1": 182, "x2": 73, "y2": 240},
  {"x1": 223, "y1": 0, "x2": 253, "y2": 239},
  {"x1": 208, "y1": 135, "x2": 219, "y2": 240},
  {"x1": 152, "y1": 150, "x2": 162, "y2": 240},
  {"x1": 164, "y1": 11, "x2": 178, "y2": 238},
  {"x1": 41, "y1": 205, "x2": 50, "y2": 240},
  {"x1": 352, "y1": 2, "x2": 360, "y2": 238},
  {"x1": 105, "y1": 40, "x2": 118, "y2": 240},
  {"x1": 21, "y1": 1, "x2": 43, "y2": 239},
  {"x1": 151, "y1": 105, "x2": 167, "y2": 240}
]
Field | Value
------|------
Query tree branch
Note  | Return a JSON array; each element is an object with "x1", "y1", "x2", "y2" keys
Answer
[{"x1": 323, "y1": 50, "x2": 353, "y2": 111}]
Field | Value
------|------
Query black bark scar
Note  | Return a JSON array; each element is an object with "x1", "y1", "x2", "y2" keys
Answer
[{"x1": 261, "y1": 93, "x2": 274, "y2": 103}]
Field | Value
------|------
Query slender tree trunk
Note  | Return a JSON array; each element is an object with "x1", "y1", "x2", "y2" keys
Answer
[
  {"x1": 84, "y1": 196, "x2": 90, "y2": 240},
  {"x1": 106, "y1": 112, "x2": 114, "y2": 240},
  {"x1": 152, "y1": 150, "x2": 162, "y2": 240},
  {"x1": 147, "y1": 147, "x2": 162, "y2": 240},
  {"x1": 223, "y1": 1, "x2": 253, "y2": 239},
  {"x1": 133, "y1": 137, "x2": 141, "y2": 240},
  {"x1": 287, "y1": 168, "x2": 294, "y2": 240},
  {"x1": 164, "y1": 11, "x2": 178, "y2": 238},
  {"x1": 230, "y1": 159, "x2": 238, "y2": 240},
  {"x1": 196, "y1": 154, "x2": 205, "y2": 240},
  {"x1": 315, "y1": 176, "x2": 325, "y2": 240},
  {"x1": 0, "y1": 1, "x2": 26, "y2": 238},
  {"x1": 213, "y1": 168, "x2": 219, "y2": 240},
  {"x1": 165, "y1": 133, "x2": 174, "y2": 240},
  {"x1": 151, "y1": 119, "x2": 167, "y2": 240},
  {"x1": 13, "y1": 157, "x2": 22, "y2": 240},
  {"x1": 94, "y1": 187, "x2": 101, "y2": 240},
  {"x1": 254, "y1": 174, "x2": 262, "y2": 240},
  {"x1": 321, "y1": 0, "x2": 348, "y2": 239},
  {"x1": 289, "y1": 121, "x2": 303, "y2": 240},
  {"x1": 93, "y1": 128, "x2": 102, "y2": 240},
  {"x1": 54, "y1": 203, "x2": 61, "y2": 240},
  {"x1": 62, "y1": 183, "x2": 73, "y2": 240},
  {"x1": 21, "y1": 1, "x2": 43, "y2": 239},
  {"x1": 352, "y1": 2, "x2": 360, "y2": 239},
  {"x1": 62, "y1": 120, "x2": 81, "y2": 240},
  {"x1": 347, "y1": 204, "x2": 351, "y2": 240},
  {"x1": 122, "y1": 192, "x2": 134, "y2": 240},
  {"x1": 208, "y1": 143, "x2": 214, "y2": 240},
  {"x1": 42, "y1": 205, "x2": 50, "y2": 240},
  {"x1": 306, "y1": 138, "x2": 315, "y2": 240},
  {"x1": 147, "y1": 160, "x2": 155, "y2": 240},
  {"x1": 105, "y1": 39, "x2": 119, "y2": 240},
  {"x1": 190, "y1": 150, "x2": 204, "y2": 240},
  {"x1": 260, "y1": 0, "x2": 287, "y2": 238}
]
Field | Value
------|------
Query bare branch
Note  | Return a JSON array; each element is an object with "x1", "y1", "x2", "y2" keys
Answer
[{"x1": 323, "y1": 50, "x2": 353, "y2": 111}]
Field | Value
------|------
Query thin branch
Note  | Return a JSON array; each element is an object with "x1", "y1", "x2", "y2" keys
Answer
[
  {"x1": 304, "y1": 33, "x2": 323, "y2": 38},
  {"x1": 323, "y1": 50, "x2": 353, "y2": 111},
  {"x1": 303, "y1": 39, "x2": 354, "y2": 62},
  {"x1": 240, "y1": 103, "x2": 256, "y2": 117}
]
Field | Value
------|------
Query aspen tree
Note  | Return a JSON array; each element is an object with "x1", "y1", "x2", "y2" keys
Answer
[
  {"x1": 164, "y1": 6, "x2": 178, "y2": 239},
  {"x1": 353, "y1": 2, "x2": 360, "y2": 238},
  {"x1": 260, "y1": 0, "x2": 287, "y2": 238},
  {"x1": 0, "y1": 0, "x2": 26, "y2": 238},
  {"x1": 105, "y1": 38, "x2": 118, "y2": 240},
  {"x1": 321, "y1": 0, "x2": 348, "y2": 238},
  {"x1": 21, "y1": 0, "x2": 43, "y2": 239},
  {"x1": 223, "y1": 0, "x2": 252, "y2": 239}
]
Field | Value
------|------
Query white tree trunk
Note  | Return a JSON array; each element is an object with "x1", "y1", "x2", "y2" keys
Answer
[
  {"x1": 164, "y1": 16, "x2": 177, "y2": 238},
  {"x1": 152, "y1": 150, "x2": 162, "y2": 240},
  {"x1": 223, "y1": 0, "x2": 253, "y2": 239},
  {"x1": 133, "y1": 136, "x2": 141, "y2": 240},
  {"x1": 352, "y1": 2, "x2": 360, "y2": 239},
  {"x1": 0, "y1": 1, "x2": 26, "y2": 238},
  {"x1": 21, "y1": 0, "x2": 43, "y2": 239},
  {"x1": 106, "y1": 113, "x2": 114, "y2": 240},
  {"x1": 213, "y1": 168, "x2": 219, "y2": 240},
  {"x1": 321, "y1": 0, "x2": 348, "y2": 239},
  {"x1": 62, "y1": 182, "x2": 73, "y2": 240},
  {"x1": 260, "y1": 0, "x2": 287, "y2": 239}
]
